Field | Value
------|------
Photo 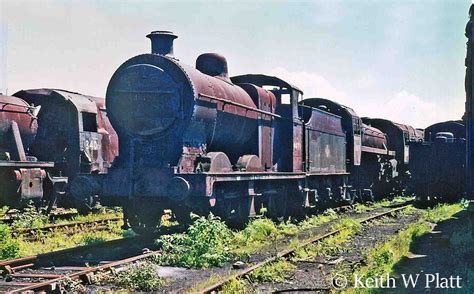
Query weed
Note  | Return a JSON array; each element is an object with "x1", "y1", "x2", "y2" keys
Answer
[
  {"x1": 122, "y1": 229, "x2": 137, "y2": 238},
  {"x1": 53, "y1": 207, "x2": 122, "y2": 225},
  {"x1": 221, "y1": 277, "x2": 248, "y2": 293},
  {"x1": 423, "y1": 202, "x2": 464, "y2": 223},
  {"x1": 294, "y1": 217, "x2": 362, "y2": 261},
  {"x1": 11, "y1": 203, "x2": 48, "y2": 230},
  {"x1": 248, "y1": 259, "x2": 296, "y2": 283},
  {"x1": 17, "y1": 224, "x2": 122, "y2": 257},
  {"x1": 154, "y1": 213, "x2": 233, "y2": 268},
  {"x1": 234, "y1": 218, "x2": 278, "y2": 245},
  {"x1": 110, "y1": 261, "x2": 164, "y2": 291},
  {"x1": 354, "y1": 203, "x2": 371, "y2": 213},
  {"x1": 302, "y1": 208, "x2": 338, "y2": 228},
  {"x1": 0, "y1": 206, "x2": 9, "y2": 215},
  {"x1": 234, "y1": 209, "x2": 339, "y2": 256},
  {"x1": 0, "y1": 224, "x2": 19, "y2": 260},
  {"x1": 59, "y1": 276, "x2": 86, "y2": 292}
]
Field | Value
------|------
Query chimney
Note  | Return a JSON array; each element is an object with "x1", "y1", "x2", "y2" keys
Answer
[{"x1": 146, "y1": 31, "x2": 177, "y2": 58}]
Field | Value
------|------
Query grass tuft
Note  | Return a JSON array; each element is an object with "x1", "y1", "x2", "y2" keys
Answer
[{"x1": 248, "y1": 259, "x2": 296, "y2": 283}]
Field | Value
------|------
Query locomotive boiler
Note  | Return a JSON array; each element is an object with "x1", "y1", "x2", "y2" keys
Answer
[
  {"x1": 362, "y1": 118, "x2": 424, "y2": 195},
  {"x1": 71, "y1": 31, "x2": 401, "y2": 233}
]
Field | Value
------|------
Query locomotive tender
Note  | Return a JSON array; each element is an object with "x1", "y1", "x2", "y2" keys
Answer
[
  {"x1": 409, "y1": 120, "x2": 466, "y2": 201},
  {"x1": 71, "y1": 31, "x2": 417, "y2": 233}
]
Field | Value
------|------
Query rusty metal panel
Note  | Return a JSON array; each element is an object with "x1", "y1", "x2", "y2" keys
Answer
[
  {"x1": 0, "y1": 95, "x2": 38, "y2": 152},
  {"x1": 302, "y1": 98, "x2": 362, "y2": 167},
  {"x1": 79, "y1": 131, "x2": 103, "y2": 173},
  {"x1": 361, "y1": 124, "x2": 387, "y2": 150},
  {"x1": 236, "y1": 83, "x2": 276, "y2": 170},
  {"x1": 353, "y1": 135, "x2": 362, "y2": 165},
  {"x1": 293, "y1": 123, "x2": 303, "y2": 172},
  {"x1": 19, "y1": 168, "x2": 45, "y2": 201},
  {"x1": 303, "y1": 107, "x2": 346, "y2": 173}
]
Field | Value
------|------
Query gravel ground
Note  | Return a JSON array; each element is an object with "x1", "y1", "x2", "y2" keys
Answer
[{"x1": 251, "y1": 212, "x2": 421, "y2": 293}]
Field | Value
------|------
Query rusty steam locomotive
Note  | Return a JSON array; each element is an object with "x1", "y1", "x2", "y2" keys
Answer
[
  {"x1": 0, "y1": 89, "x2": 118, "y2": 211},
  {"x1": 70, "y1": 31, "x2": 425, "y2": 233}
]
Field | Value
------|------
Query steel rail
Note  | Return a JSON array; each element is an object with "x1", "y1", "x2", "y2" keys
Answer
[
  {"x1": 0, "y1": 224, "x2": 185, "y2": 293},
  {"x1": 6, "y1": 250, "x2": 160, "y2": 293},
  {"x1": 199, "y1": 205, "x2": 410, "y2": 293},
  {"x1": 13, "y1": 217, "x2": 122, "y2": 239}
]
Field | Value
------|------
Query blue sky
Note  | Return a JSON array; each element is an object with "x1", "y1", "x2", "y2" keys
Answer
[{"x1": 0, "y1": 0, "x2": 471, "y2": 127}]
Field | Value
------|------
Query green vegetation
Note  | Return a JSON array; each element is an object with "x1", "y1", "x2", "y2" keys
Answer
[
  {"x1": 10, "y1": 204, "x2": 48, "y2": 230},
  {"x1": 154, "y1": 214, "x2": 234, "y2": 268},
  {"x1": 16, "y1": 223, "x2": 123, "y2": 257},
  {"x1": 93, "y1": 261, "x2": 164, "y2": 292},
  {"x1": 0, "y1": 223, "x2": 20, "y2": 259},
  {"x1": 53, "y1": 207, "x2": 122, "y2": 225},
  {"x1": 248, "y1": 259, "x2": 296, "y2": 283},
  {"x1": 354, "y1": 221, "x2": 431, "y2": 286},
  {"x1": 0, "y1": 206, "x2": 9, "y2": 215},
  {"x1": 345, "y1": 201, "x2": 467, "y2": 292},
  {"x1": 0, "y1": 206, "x2": 124, "y2": 260},
  {"x1": 423, "y1": 201, "x2": 467, "y2": 223},
  {"x1": 219, "y1": 259, "x2": 296, "y2": 292},
  {"x1": 354, "y1": 196, "x2": 415, "y2": 213},
  {"x1": 294, "y1": 218, "x2": 362, "y2": 261},
  {"x1": 153, "y1": 197, "x2": 403, "y2": 270},
  {"x1": 221, "y1": 277, "x2": 248, "y2": 293}
]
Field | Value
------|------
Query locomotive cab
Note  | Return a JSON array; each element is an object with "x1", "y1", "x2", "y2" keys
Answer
[{"x1": 231, "y1": 74, "x2": 304, "y2": 172}]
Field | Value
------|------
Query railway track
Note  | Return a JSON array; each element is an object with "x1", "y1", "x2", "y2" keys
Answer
[
  {"x1": 0, "y1": 203, "x2": 409, "y2": 293},
  {"x1": 12, "y1": 217, "x2": 122, "y2": 241},
  {"x1": 0, "y1": 224, "x2": 184, "y2": 293},
  {"x1": 0, "y1": 208, "x2": 79, "y2": 224},
  {"x1": 199, "y1": 205, "x2": 410, "y2": 293}
]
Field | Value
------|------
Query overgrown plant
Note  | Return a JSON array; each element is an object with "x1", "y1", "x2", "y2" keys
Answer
[
  {"x1": 154, "y1": 213, "x2": 234, "y2": 268},
  {"x1": 103, "y1": 261, "x2": 164, "y2": 291},
  {"x1": 248, "y1": 259, "x2": 296, "y2": 283},
  {"x1": 294, "y1": 218, "x2": 362, "y2": 260},
  {"x1": 0, "y1": 223, "x2": 20, "y2": 260},
  {"x1": 10, "y1": 203, "x2": 48, "y2": 230}
]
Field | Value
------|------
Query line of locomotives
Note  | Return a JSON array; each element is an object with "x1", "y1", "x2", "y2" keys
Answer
[
  {"x1": 0, "y1": 89, "x2": 118, "y2": 212},
  {"x1": 68, "y1": 31, "x2": 467, "y2": 234}
]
